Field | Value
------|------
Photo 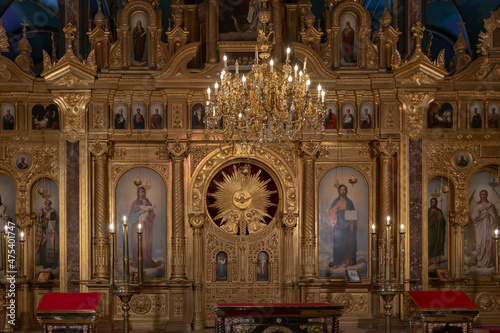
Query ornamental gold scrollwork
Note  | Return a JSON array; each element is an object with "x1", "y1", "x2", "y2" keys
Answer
[
  {"x1": 299, "y1": 324, "x2": 323, "y2": 333},
  {"x1": 398, "y1": 91, "x2": 434, "y2": 140},
  {"x1": 89, "y1": 139, "x2": 110, "y2": 157},
  {"x1": 477, "y1": 7, "x2": 500, "y2": 56},
  {"x1": 448, "y1": 207, "x2": 469, "y2": 228},
  {"x1": 130, "y1": 294, "x2": 152, "y2": 315},
  {"x1": 476, "y1": 293, "x2": 497, "y2": 312},
  {"x1": 282, "y1": 211, "x2": 298, "y2": 228},
  {"x1": 301, "y1": 141, "x2": 321, "y2": 158},
  {"x1": 189, "y1": 213, "x2": 205, "y2": 229},
  {"x1": 332, "y1": 293, "x2": 355, "y2": 313},
  {"x1": 168, "y1": 141, "x2": 187, "y2": 158},
  {"x1": 262, "y1": 326, "x2": 294, "y2": 333}
]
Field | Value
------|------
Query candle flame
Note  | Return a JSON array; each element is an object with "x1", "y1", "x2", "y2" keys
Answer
[
  {"x1": 123, "y1": 216, "x2": 127, "y2": 225},
  {"x1": 20, "y1": 231, "x2": 24, "y2": 240},
  {"x1": 4, "y1": 225, "x2": 7, "y2": 233},
  {"x1": 386, "y1": 216, "x2": 391, "y2": 225},
  {"x1": 110, "y1": 223, "x2": 114, "y2": 232},
  {"x1": 371, "y1": 224, "x2": 375, "y2": 233},
  {"x1": 400, "y1": 224, "x2": 405, "y2": 232},
  {"x1": 495, "y1": 229, "x2": 499, "y2": 238},
  {"x1": 138, "y1": 223, "x2": 142, "y2": 232}
]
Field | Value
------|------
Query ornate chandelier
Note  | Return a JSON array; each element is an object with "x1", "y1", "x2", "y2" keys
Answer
[{"x1": 205, "y1": 0, "x2": 326, "y2": 148}]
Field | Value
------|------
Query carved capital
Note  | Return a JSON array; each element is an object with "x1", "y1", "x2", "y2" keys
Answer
[
  {"x1": 398, "y1": 91, "x2": 434, "y2": 139},
  {"x1": 449, "y1": 207, "x2": 469, "y2": 228},
  {"x1": 373, "y1": 137, "x2": 399, "y2": 158},
  {"x1": 52, "y1": 91, "x2": 92, "y2": 137},
  {"x1": 168, "y1": 141, "x2": 187, "y2": 158},
  {"x1": 89, "y1": 139, "x2": 110, "y2": 158},
  {"x1": 300, "y1": 141, "x2": 321, "y2": 158},
  {"x1": 281, "y1": 210, "x2": 298, "y2": 229},
  {"x1": 189, "y1": 213, "x2": 205, "y2": 230}
]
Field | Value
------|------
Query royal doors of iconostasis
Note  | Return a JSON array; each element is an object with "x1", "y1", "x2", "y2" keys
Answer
[{"x1": 190, "y1": 147, "x2": 299, "y2": 326}]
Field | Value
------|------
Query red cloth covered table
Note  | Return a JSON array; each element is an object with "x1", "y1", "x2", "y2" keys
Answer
[
  {"x1": 213, "y1": 303, "x2": 345, "y2": 333},
  {"x1": 36, "y1": 293, "x2": 101, "y2": 333},
  {"x1": 407, "y1": 291, "x2": 479, "y2": 333}
]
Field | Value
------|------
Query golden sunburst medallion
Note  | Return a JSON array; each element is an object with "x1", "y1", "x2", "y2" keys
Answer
[{"x1": 207, "y1": 164, "x2": 278, "y2": 235}]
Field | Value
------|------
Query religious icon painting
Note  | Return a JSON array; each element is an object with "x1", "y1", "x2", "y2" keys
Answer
[
  {"x1": 341, "y1": 103, "x2": 355, "y2": 129},
  {"x1": 324, "y1": 103, "x2": 337, "y2": 130},
  {"x1": 487, "y1": 102, "x2": 500, "y2": 128},
  {"x1": 427, "y1": 178, "x2": 448, "y2": 277},
  {"x1": 130, "y1": 13, "x2": 148, "y2": 66},
  {"x1": 0, "y1": 174, "x2": 16, "y2": 273},
  {"x1": 34, "y1": 179, "x2": 59, "y2": 279},
  {"x1": 14, "y1": 154, "x2": 31, "y2": 172},
  {"x1": 113, "y1": 103, "x2": 128, "y2": 130},
  {"x1": 192, "y1": 103, "x2": 206, "y2": 129},
  {"x1": 32, "y1": 104, "x2": 59, "y2": 130},
  {"x1": 469, "y1": 102, "x2": 483, "y2": 129},
  {"x1": 116, "y1": 168, "x2": 166, "y2": 278},
  {"x1": 132, "y1": 103, "x2": 146, "y2": 129},
  {"x1": 215, "y1": 251, "x2": 228, "y2": 281},
  {"x1": 465, "y1": 172, "x2": 500, "y2": 276},
  {"x1": 150, "y1": 104, "x2": 164, "y2": 129},
  {"x1": 339, "y1": 13, "x2": 357, "y2": 66},
  {"x1": 359, "y1": 103, "x2": 373, "y2": 129},
  {"x1": 453, "y1": 151, "x2": 471, "y2": 169},
  {"x1": 257, "y1": 251, "x2": 269, "y2": 281},
  {"x1": 1, "y1": 104, "x2": 15, "y2": 130},
  {"x1": 318, "y1": 167, "x2": 368, "y2": 278},
  {"x1": 218, "y1": 0, "x2": 259, "y2": 40},
  {"x1": 439, "y1": 103, "x2": 453, "y2": 128}
]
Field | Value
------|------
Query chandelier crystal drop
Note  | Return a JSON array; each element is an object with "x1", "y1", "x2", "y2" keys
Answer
[{"x1": 205, "y1": 0, "x2": 326, "y2": 148}]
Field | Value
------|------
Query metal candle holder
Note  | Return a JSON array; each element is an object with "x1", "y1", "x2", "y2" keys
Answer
[
  {"x1": 109, "y1": 217, "x2": 143, "y2": 333},
  {"x1": 370, "y1": 216, "x2": 405, "y2": 333},
  {"x1": 492, "y1": 229, "x2": 500, "y2": 284}
]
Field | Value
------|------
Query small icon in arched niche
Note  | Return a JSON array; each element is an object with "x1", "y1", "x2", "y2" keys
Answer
[
  {"x1": 150, "y1": 104, "x2": 164, "y2": 129},
  {"x1": 131, "y1": 13, "x2": 148, "y2": 66},
  {"x1": 216, "y1": 251, "x2": 228, "y2": 281},
  {"x1": 257, "y1": 251, "x2": 269, "y2": 281},
  {"x1": 2, "y1": 104, "x2": 15, "y2": 130}
]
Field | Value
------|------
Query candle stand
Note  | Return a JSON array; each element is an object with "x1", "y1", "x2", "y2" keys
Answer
[
  {"x1": 109, "y1": 218, "x2": 144, "y2": 333},
  {"x1": 370, "y1": 217, "x2": 406, "y2": 333},
  {"x1": 492, "y1": 229, "x2": 500, "y2": 285}
]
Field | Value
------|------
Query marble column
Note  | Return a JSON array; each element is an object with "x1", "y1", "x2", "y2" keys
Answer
[
  {"x1": 189, "y1": 213, "x2": 205, "y2": 330},
  {"x1": 207, "y1": 0, "x2": 218, "y2": 64},
  {"x1": 168, "y1": 142, "x2": 188, "y2": 280},
  {"x1": 89, "y1": 140, "x2": 110, "y2": 279},
  {"x1": 67, "y1": 140, "x2": 80, "y2": 292},
  {"x1": 299, "y1": 142, "x2": 320, "y2": 279},
  {"x1": 271, "y1": 0, "x2": 282, "y2": 60},
  {"x1": 409, "y1": 139, "x2": 422, "y2": 290}
]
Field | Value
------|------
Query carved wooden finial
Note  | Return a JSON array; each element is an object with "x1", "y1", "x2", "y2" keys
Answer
[
  {"x1": 63, "y1": 22, "x2": 77, "y2": 54},
  {"x1": 458, "y1": 20, "x2": 465, "y2": 36}
]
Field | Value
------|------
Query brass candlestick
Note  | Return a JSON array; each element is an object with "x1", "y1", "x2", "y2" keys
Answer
[
  {"x1": 492, "y1": 229, "x2": 500, "y2": 284},
  {"x1": 371, "y1": 216, "x2": 405, "y2": 333},
  {"x1": 110, "y1": 217, "x2": 143, "y2": 333}
]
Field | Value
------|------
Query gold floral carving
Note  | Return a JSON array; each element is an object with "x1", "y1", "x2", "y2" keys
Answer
[
  {"x1": 299, "y1": 325, "x2": 323, "y2": 333},
  {"x1": 476, "y1": 293, "x2": 497, "y2": 312},
  {"x1": 53, "y1": 73, "x2": 81, "y2": 87},
  {"x1": 262, "y1": 326, "x2": 294, "y2": 333},
  {"x1": 172, "y1": 104, "x2": 183, "y2": 128},
  {"x1": 89, "y1": 139, "x2": 109, "y2": 157},
  {"x1": 403, "y1": 71, "x2": 435, "y2": 86},
  {"x1": 131, "y1": 294, "x2": 152, "y2": 315},
  {"x1": 384, "y1": 104, "x2": 396, "y2": 128},
  {"x1": 152, "y1": 295, "x2": 166, "y2": 313},
  {"x1": 301, "y1": 141, "x2": 320, "y2": 158},
  {"x1": 0, "y1": 19, "x2": 9, "y2": 52},
  {"x1": 266, "y1": 145, "x2": 296, "y2": 171},
  {"x1": 398, "y1": 91, "x2": 434, "y2": 139},
  {"x1": 234, "y1": 325, "x2": 257, "y2": 333},
  {"x1": 282, "y1": 211, "x2": 298, "y2": 228},
  {"x1": 190, "y1": 146, "x2": 218, "y2": 175},
  {"x1": 0, "y1": 61, "x2": 12, "y2": 81},
  {"x1": 375, "y1": 137, "x2": 399, "y2": 157},
  {"x1": 113, "y1": 147, "x2": 127, "y2": 161},
  {"x1": 475, "y1": 58, "x2": 490, "y2": 80},
  {"x1": 173, "y1": 293, "x2": 184, "y2": 316},
  {"x1": 93, "y1": 104, "x2": 104, "y2": 129}
]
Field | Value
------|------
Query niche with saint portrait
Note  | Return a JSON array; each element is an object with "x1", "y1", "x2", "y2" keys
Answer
[
  {"x1": 465, "y1": 171, "x2": 500, "y2": 276},
  {"x1": 218, "y1": 0, "x2": 261, "y2": 41},
  {"x1": 427, "y1": 102, "x2": 453, "y2": 129},
  {"x1": 318, "y1": 167, "x2": 368, "y2": 278},
  {"x1": 1, "y1": 104, "x2": 16, "y2": 130},
  {"x1": 215, "y1": 251, "x2": 228, "y2": 281},
  {"x1": 116, "y1": 168, "x2": 166, "y2": 279},
  {"x1": 33, "y1": 179, "x2": 59, "y2": 279},
  {"x1": 32, "y1": 104, "x2": 60, "y2": 130},
  {"x1": 206, "y1": 163, "x2": 279, "y2": 236},
  {"x1": 339, "y1": 13, "x2": 358, "y2": 66},
  {"x1": 130, "y1": 13, "x2": 149, "y2": 67},
  {"x1": 427, "y1": 178, "x2": 451, "y2": 278}
]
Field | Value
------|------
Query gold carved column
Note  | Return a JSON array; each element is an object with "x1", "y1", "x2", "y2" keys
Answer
[
  {"x1": 299, "y1": 142, "x2": 320, "y2": 279},
  {"x1": 168, "y1": 142, "x2": 188, "y2": 279},
  {"x1": 189, "y1": 213, "x2": 205, "y2": 330},
  {"x1": 207, "y1": 0, "x2": 218, "y2": 64},
  {"x1": 89, "y1": 140, "x2": 110, "y2": 279},
  {"x1": 373, "y1": 138, "x2": 398, "y2": 278}
]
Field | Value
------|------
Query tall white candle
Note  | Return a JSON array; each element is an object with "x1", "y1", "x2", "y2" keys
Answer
[
  {"x1": 223, "y1": 55, "x2": 227, "y2": 68},
  {"x1": 286, "y1": 47, "x2": 290, "y2": 61}
]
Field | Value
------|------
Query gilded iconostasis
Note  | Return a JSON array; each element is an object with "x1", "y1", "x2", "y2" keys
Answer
[{"x1": 1, "y1": 0, "x2": 500, "y2": 330}]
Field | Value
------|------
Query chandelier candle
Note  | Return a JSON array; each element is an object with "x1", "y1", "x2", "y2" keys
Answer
[{"x1": 385, "y1": 216, "x2": 391, "y2": 283}]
